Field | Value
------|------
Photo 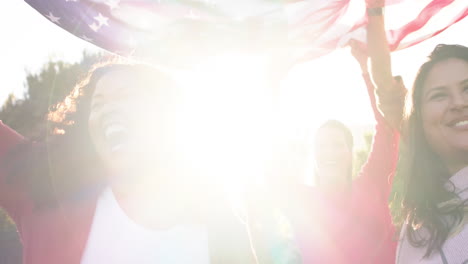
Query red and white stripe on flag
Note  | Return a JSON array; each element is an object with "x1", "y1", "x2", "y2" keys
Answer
[{"x1": 290, "y1": 0, "x2": 468, "y2": 62}]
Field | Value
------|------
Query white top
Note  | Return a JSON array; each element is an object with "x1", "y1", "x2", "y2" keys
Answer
[
  {"x1": 81, "y1": 188, "x2": 210, "y2": 264},
  {"x1": 396, "y1": 166, "x2": 468, "y2": 264}
]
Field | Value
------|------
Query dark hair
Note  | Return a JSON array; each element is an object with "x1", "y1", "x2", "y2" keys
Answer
[
  {"x1": 401, "y1": 44, "x2": 468, "y2": 257},
  {"x1": 315, "y1": 119, "x2": 354, "y2": 185},
  {"x1": 4, "y1": 62, "x2": 175, "y2": 207}
]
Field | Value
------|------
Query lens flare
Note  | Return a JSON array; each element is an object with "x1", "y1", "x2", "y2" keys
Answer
[{"x1": 174, "y1": 53, "x2": 275, "y2": 194}]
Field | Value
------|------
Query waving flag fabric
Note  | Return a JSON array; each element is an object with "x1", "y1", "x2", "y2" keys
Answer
[
  {"x1": 287, "y1": 0, "x2": 468, "y2": 61},
  {"x1": 24, "y1": 0, "x2": 468, "y2": 66}
]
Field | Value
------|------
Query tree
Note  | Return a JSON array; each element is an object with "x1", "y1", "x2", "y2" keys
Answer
[
  {"x1": 0, "y1": 52, "x2": 103, "y2": 264},
  {"x1": 0, "y1": 52, "x2": 103, "y2": 139}
]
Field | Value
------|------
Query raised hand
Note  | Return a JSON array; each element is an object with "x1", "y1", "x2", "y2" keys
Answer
[
  {"x1": 349, "y1": 39, "x2": 368, "y2": 73},
  {"x1": 366, "y1": 0, "x2": 385, "y2": 8}
]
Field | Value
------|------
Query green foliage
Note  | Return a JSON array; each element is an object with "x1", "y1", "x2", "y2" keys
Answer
[
  {"x1": 353, "y1": 131, "x2": 373, "y2": 178},
  {"x1": 0, "y1": 52, "x2": 103, "y2": 264}
]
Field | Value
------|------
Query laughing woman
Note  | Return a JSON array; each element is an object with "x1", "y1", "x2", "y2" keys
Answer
[
  {"x1": 396, "y1": 44, "x2": 468, "y2": 263},
  {"x1": 0, "y1": 63, "x2": 258, "y2": 264}
]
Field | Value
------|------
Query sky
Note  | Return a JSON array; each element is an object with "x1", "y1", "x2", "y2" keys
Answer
[{"x1": 1, "y1": 1, "x2": 468, "y2": 144}]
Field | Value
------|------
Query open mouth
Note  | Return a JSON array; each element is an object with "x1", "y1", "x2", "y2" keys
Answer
[
  {"x1": 104, "y1": 123, "x2": 129, "y2": 153},
  {"x1": 453, "y1": 120, "x2": 468, "y2": 128},
  {"x1": 448, "y1": 118, "x2": 468, "y2": 130}
]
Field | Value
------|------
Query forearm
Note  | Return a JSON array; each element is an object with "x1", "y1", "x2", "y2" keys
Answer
[
  {"x1": 367, "y1": 10, "x2": 406, "y2": 131},
  {"x1": 367, "y1": 13, "x2": 393, "y2": 91}
]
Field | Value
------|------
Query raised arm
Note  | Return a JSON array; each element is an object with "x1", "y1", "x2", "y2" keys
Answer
[
  {"x1": 349, "y1": 17, "x2": 401, "y2": 260},
  {"x1": 348, "y1": 40, "x2": 400, "y2": 197},
  {"x1": 349, "y1": 39, "x2": 392, "y2": 123},
  {"x1": 367, "y1": 1, "x2": 407, "y2": 131},
  {"x1": 346, "y1": 0, "x2": 406, "y2": 191},
  {"x1": 355, "y1": 0, "x2": 405, "y2": 196},
  {"x1": 367, "y1": 2, "x2": 392, "y2": 91}
]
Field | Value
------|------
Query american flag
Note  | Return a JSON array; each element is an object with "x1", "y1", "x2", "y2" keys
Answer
[{"x1": 24, "y1": 0, "x2": 468, "y2": 65}]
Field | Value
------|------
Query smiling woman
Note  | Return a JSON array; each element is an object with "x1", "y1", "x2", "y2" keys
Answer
[
  {"x1": 397, "y1": 44, "x2": 468, "y2": 263},
  {"x1": 420, "y1": 57, "x2": 468, "y2": 173}
]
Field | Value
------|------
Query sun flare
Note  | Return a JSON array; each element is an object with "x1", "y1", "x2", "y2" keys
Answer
[{"x1": 172, "y1": 53, "x2": 276, "y2": 193}]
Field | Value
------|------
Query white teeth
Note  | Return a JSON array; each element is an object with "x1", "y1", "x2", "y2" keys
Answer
[
  {"x1": 104, "y1": 124, "x2": 127, "y2": 139},
  {"x1": 103, "y1": 124, "x2": 128, "y2": 153},
  {"x1": 454, "y1": 120, "x2": 468, "y2": 127}
]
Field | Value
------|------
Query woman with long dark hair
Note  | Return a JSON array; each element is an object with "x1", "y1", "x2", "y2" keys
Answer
[
  {"x1": 396, "y1": 44, "x2": 468, "y2": 263},
  {"x1": 360, "y1": 1, "x2": 468, "y2": 261},
  {"x1": 0, "y1": 62, "x2": 259, "y2": 264}
]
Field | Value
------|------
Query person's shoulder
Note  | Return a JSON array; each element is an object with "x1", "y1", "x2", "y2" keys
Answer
[
  {"x1": 0, "y1": 121, "x2": 24, "y2": 141},
  {"x1": 0, "y1": 121, "x2": 25, "y2": 155}
]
